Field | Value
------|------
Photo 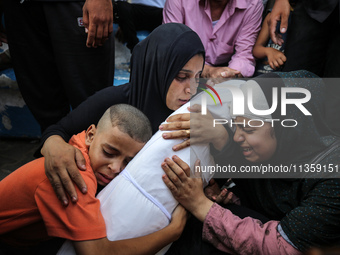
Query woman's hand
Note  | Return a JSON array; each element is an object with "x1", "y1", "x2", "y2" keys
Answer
[
  {"x1": 161, "y1": 156, "x2": 214, "y2": 222},
  {"x1": 41, "y1": 135, "x2": 88, "y2": 206},
  {"x1": 159, "y1": 113, "x2": 190, "y2": 151},
  {"x1": 159, "y1": 105, "x2": 229, "y2": 151}
]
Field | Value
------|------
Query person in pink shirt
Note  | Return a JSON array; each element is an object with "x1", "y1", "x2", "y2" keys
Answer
[{"x1": 163, "y1": 0, "x2": 263, "y2": 78}]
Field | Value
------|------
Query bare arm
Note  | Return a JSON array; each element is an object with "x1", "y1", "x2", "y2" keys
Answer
[
  {"x1": 82, "y1": 0, "x2": 113, "y2": 48},
  {"x1": 253, "y1": 14, "x2": 287, "y2": 69},
  {"x1": 41, "y1": 135, "x2": 87, "y2": 206},
  {"x1": 253, "y1": 14, "x2": 271, "y2": 59},
  {"x1": 73, "y1": 205, "x2": 187, "y2": 255},
  {"x1": 268, "y1": 0, "x2": 290, "y2": 45}
]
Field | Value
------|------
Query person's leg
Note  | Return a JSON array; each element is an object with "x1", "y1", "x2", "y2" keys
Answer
[
  {"x1": 44, "y1": 2, "x2": 115, "y2": 110},
  {"x1": 115, "y1": 1, "x2": 139, "y2": 52},
  {"x1": 4, "y1": 0, "x2": 70, "y2": 133}
]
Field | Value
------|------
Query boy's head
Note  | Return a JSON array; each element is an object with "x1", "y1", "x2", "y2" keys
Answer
[{"x1": 85, "y1": 104, "x2": 152, "y2": 186}]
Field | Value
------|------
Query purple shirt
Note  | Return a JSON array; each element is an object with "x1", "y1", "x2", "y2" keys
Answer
[{"x1": 163, "y1": 0, "x2": 263, "y2": 77}]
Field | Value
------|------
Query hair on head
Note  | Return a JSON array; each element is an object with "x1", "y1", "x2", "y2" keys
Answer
[{"x1": 97, "y1": 104, "x2": 152, "y2": 143}]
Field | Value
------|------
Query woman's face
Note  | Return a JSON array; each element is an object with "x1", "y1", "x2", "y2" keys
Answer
[
  {"x1": 233, "y1": 117, "x2": 277, "y2": 163},
  {"x1": 166, "y1": 54, "x2": 204, "y2": 111}
]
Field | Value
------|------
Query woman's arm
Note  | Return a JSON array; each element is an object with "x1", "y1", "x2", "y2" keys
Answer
[
  {"x1": 73, "y1": 205, "x2": 187, "y2": 255},
  {"x1": 161, "y1": 156, "x2": 302, "y2": 255},
  {"x1": 41, "y1": 85, "x2": 130, "y2": 205},
  {"x1": 159, "y1": 105, "x2": 230, "y2": 151}
]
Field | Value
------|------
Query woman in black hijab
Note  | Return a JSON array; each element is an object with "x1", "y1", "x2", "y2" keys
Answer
[
  {"x1": 41, "y1": 23, "x2": 205, "y2": 205},
  {"x1": 162, "y1": 70, "x2": 340, "y2": 254}
]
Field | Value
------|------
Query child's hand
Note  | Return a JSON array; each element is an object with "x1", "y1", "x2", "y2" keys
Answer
[
  {"x1": 170, "y1": 205, "x2": 188, "y2": 239},
  {"x1": 268, "y1": 0, "x2": 290, "y2": 45},
  {"x1": 162, "y1": 158, "x2": 214, "y2": 222},
  {"x1": 266, "y1": 48, "x2": 287, "y2": 70},
  {"x1": 42, "y1": 135, "x2": 87, "y2": 206},
  {"x1": 159, "y1": 113, "x2": 190, "y2": 151},
  {"x1": 160, "y1": 106, "x2": 229, "y2": 152},
  {"x1": 171, "y1": 204, "x2": 188, "y2": 224},
  {"x1": 202, "y1": 65, "x2": 242, "y2": 80}
]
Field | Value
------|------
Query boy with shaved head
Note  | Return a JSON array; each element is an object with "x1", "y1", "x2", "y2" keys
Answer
[{"x1": 0, "y1": 104, "x2": 187, "y2": 255}]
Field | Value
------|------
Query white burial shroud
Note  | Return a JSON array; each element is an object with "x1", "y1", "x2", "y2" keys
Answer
[{"x1": 57, "y1": 80, "x2": 242, "y2": 255}]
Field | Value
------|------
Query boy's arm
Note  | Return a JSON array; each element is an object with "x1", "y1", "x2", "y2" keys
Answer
[
  {"x1": 268, "y1": 0, "x2": 290, "y2": 45},
  {"x1": 253, "y1": 14, "x2": 287, "y2": 69},
  {"x1": 73, "y1": 205, "x2": 187, "y2": 255},
  {"x1": 253, "y1": 14, "x2": 271, "y2": 59}
]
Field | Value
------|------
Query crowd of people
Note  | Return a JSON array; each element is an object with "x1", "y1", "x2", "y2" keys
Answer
[{"x1": 0, "y1": 0, "x2": 340, "y2": 254}]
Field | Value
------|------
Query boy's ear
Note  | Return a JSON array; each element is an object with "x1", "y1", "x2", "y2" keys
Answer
[{"x1": 85, "y1": 124, "x2": 97, "y2": 146}]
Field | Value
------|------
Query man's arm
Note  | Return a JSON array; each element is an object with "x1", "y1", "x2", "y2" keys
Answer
[
  {"x1": 267, "y1": 0, "x2": 290, "y2": 45},
  {"x1": 227, "y1": 0, "x2": 263, "y2": 77},
  {"x1": 253, "y1": 14, "x2": 271, "y2": 59},
  {"x1": 253, "y1": 14, "x2": 287, "y2": 70},
  {"x1": 162, "y1": 0, "x2": 184, "y2": 23},
  {"x1": 73, "y1": 205, "x2": 187, "y2": 255},
  {"x1": 82, "y1": 0, "x2": 113, "y2": 48},
  {"x1": 201, "y1": 65, "x2": 241, "y2": 79}
]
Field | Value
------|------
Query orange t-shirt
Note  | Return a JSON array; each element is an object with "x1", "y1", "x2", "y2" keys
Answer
[{"x1": 0, "y1": 131, "x2": 106, "y2": 247}]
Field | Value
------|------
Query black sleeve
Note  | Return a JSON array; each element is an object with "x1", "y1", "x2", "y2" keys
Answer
[
  {"x1": 281, "y1": 178, "x2": 340, "y2": 251},
  {"x1": 37, "y1": 84, "x2": 130, "y2": 155}
]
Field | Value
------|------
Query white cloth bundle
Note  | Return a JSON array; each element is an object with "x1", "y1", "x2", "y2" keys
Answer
[{"x1": 57, "y1": 81, "x2": 240, "y2": 254}]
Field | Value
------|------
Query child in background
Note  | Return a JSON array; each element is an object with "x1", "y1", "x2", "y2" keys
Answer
[
  {"x1": 253, "y1": 4, "x2": 294, "y2": 76},
  {"x1": 0, "y1": 104, "x2": 187, "y2": 255}
]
